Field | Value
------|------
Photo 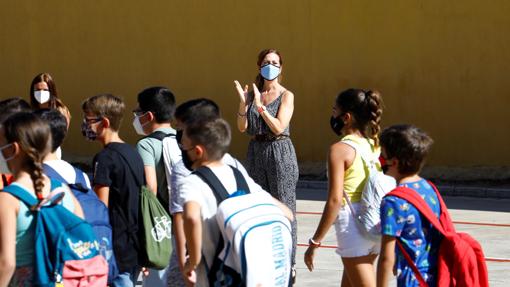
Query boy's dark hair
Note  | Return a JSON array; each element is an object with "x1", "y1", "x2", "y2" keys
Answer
[
  {"x1": 185, "y1": 118, "x2": 231, "y2": 161},
  {"x1": 175, "y1": 98, "x2": 220, "y2": 125},
  {"x1": 380, "y1": 124, "x2": 434, "y2": 175},
  {"x1": 0, "y1": 98, "x2": 32, "y2": 123},
  {"x1": 82, "y1": 94, "x2": 125, "y2": 131},
  {"x1": 137, "y1": 86, "x2": 175, "y2": 123},
  {"x1": 34, "y1": 109, "x2": 67, "y2": 152}
]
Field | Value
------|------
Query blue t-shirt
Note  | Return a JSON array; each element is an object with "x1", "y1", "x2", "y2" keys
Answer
[{"x1": 380, "y1": 179, "x2": 442, "y2": 287}]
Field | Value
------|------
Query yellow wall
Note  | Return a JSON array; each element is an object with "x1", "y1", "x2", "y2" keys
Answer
[{"x1": 1, "y1": 1, "x2": 510, "y2": 166}]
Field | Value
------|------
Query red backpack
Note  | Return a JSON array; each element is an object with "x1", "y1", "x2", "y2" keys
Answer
[{"x1": 386, "y1": 183, "x2": 489, "y2": 287}]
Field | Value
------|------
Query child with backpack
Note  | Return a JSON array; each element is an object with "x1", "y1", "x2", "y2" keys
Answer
[
  {"x1": 133, "y1": 86, "x2": 177, "y2": 286},
  {"x1": 304, "y1": 89, "x2": 384, "y2": 286},
  {"x1": 180, "y1": 118, "x2": 294, "y2": 287},
  {"x1": 37, "y1": 108, "x2": 119, "y2": 284},
  {"x1": 169, "y1": 98, "x2": 252, "y2": 286},
  {"x1": 82, "y1": 94, "x2": 145, "y2": 287},
  {"x1": 377, "y1": 124, "x2": 488, "y2": 287},
  {"x1": 0, "y1": 112, "x2": 86, "y2": 285}
]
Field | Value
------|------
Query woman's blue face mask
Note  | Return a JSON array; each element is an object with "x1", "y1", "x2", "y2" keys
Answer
[{"x1": 260, "y1": 64, "x2": 281, "y2": 81}]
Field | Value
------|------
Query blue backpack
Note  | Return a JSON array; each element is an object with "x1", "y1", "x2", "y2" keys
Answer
[
  {"x1": 3, "y1": 181, "x2": 108, "y2": 286},
  {"x1": 43, "y1": 164, "x2": 119, "y2": 284}
]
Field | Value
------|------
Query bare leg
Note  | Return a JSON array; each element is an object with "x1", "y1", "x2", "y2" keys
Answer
[
  {"x1": 340, "y1": 271, "x2": 352, "y2": 287},
  {"x1": 341, "y1": 254, "x2": 378, "y2": 287}
]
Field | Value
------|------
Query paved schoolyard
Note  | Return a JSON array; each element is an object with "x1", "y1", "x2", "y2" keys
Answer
[
  {"x1": 295, "y1": 187, "x2": 510, "y2": 287},
  {"x1": 137, "y1": 186, "x2": 510, "y2": 286}
]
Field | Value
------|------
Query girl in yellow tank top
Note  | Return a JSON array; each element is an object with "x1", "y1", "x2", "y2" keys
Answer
[
  {"x1": 304, "y1": 89, "x2": 384, "y2": 287},
  {"x1": 341, "y1": 134, "x2": 380, "y2": 204}
]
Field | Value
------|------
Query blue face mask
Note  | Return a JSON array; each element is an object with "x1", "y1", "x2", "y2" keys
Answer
[{"x1": 260, "y1": 64, "x2": 281, "y2": 81}]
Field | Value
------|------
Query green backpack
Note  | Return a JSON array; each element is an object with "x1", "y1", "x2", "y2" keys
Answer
[
  {"x1": 139, "y1": 185, "x2": 173, "y2": 269},
  {"x1": 110, "y1": 145, "x2": 172, "y2": 269}
]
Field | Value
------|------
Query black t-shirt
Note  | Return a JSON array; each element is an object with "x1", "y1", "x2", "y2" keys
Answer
[{"x1": 93, "y1": 142, "x2": 145, "y2": 272}]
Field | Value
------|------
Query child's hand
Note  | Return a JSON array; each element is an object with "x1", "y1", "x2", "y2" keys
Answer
[
  {"x1": 183, "y1": 260, "x2": 197, "y2": 286},
  {"x1": 304, "y1": 245, "x2": 318, "y2": 271},
  {"x1": 141, "y1": 267, "x2": 149, "y2": 277}
]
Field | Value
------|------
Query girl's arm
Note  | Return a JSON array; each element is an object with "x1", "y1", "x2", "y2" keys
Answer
[
  {"x1": 304, "y1": 142, "x2": 354, "y2": 271},
  {"x1": 310, "y1": 142, "x2": 349, "y2": 242}
]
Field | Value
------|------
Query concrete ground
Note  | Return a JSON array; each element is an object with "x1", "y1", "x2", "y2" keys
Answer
[
  {"x1": 137, "y1": 185, "x2": 510, "y2": 286},
  {"x1": 295, "y1": 187, "x2": 510, "y2": 287}
]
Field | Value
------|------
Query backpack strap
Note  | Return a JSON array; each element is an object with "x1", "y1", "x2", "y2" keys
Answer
[
  {"x1": 2, "y1": 184, "x2": 38, "y2": 207},
  {"x1": 386, "y1": 187, "x2": 446, "y2": 234},
  {"x1": 193, "y1": 166, "x2": 230, "y2": 205},
  {"x1": 72, "y1": 167, "x2": 92, "y2": 192},
  {"x1": 230, "y1": 166, "x2": 250, "y2": 194},
  {"x1": 395, "y1": 241, "x2": 428, "y2": 287},
  {"x1": 144, "y1": 131, "x2": 176, "y2": 141},
  {"x1": 386, "y1": 185, "x2": 448, "y2": 287},
  {"x1": 108, "y1": 144, "x2": 145, "y2": 187},
  {"x1": 43, "y1": 163, "x2": 68, "y2": 184},
  {"x1": 341, "y1": 138, "x2": 378, "y2": 168}
]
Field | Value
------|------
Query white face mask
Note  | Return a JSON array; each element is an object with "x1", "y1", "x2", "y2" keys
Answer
[
  {"x1": 132, "y1": 115, "x2": 147, "y2": 136},
  {"x1": 34, "y1": 90, "x2": 51, "y2": 104},
  {"x1": 0, "y1": 152, "x2": 10, "y2": 174},
  {"x1": 0, "y1": 143, "x2": 14, "y2": 173}
]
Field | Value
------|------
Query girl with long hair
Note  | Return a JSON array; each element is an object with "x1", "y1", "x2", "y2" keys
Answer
[{"x1": 305, "y1": 89, "x2": 384, "y2": 287}]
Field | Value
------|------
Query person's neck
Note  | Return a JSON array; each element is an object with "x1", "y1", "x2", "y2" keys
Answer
[
  {"x1": 148, "y1": 122, "x2": 172, "y2": 132},
  {"x1": 101, "y1": 131, "x2": 123, "y2": 146},
  {"x1": 397, "y1": 174, "x2": 422, "y2": 185},
  {"x1": 195, "y1": 159, "x2": 224, "y2": 169},
  {"x1": 44, "y1": 152, "x2": 59, "y2": 162},
  {"x1": 13, "y1": 169, "x2": 38, "y2": 188},
  {"x1": 262, "y1": 80, "x2": 279, "y2": 92},
  {"x1": 343, "y1": 129, "x2": 364, "y2": 138}
]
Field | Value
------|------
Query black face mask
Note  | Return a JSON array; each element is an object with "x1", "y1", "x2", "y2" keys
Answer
[
  {"x1": 181, "y1": 149, "x2": 194, "y2": 171},
  {"x1": 330, "y1": 115, "x2": 344, "y2": 136},
  {"x1": 176, "y1": 130, "x2": 183, "y2": 144},
  {"x1": 176, "y1": 130, "x2": 194, "y2": 171}
]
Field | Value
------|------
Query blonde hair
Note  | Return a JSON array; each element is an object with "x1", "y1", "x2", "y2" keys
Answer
[{"x1": 82, "y1": 94, "x2": 125, "y2": 131}]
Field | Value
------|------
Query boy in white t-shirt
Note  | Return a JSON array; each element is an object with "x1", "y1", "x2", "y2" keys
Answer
[{"x1": 180, "y1": 118, "x2": 293, "y2": 287}]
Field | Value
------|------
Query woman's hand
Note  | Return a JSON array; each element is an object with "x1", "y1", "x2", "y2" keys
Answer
[
  {"x1": 304, "y1": 245, "x2": 318, "y2": 271},
  {"x1": 252, "y1": 83, "x2": 262, "y2": 107},
  {"x1": 234, "y1": 80, "x2": 249, "y2": 105}
]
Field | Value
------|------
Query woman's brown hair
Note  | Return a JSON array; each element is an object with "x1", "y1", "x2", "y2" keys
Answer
[
  {"x1": 254, "y1": 49, "x2": 283, "y2": 90},
  {"x1": 29, "y1": 73, "x2": 59, "y2": 109},
  {"x1": 3, "y1": 112, "x2": 51, "y2": 199}
]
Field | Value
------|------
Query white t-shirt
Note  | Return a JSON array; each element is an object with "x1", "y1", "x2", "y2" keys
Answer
[
  {"x1": 44, "y1": 159, "x2": 92, "y2": 188},
  {"x1": 180, "y1": 163, "x2": 265, "y2": 287},
  {"x1": 169, "y1": 153, "x2": 249, "y2": 214}
]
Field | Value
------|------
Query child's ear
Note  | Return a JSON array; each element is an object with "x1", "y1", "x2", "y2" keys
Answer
[
  {"x1": 391, "y1": 158, "x2": 399, "y2": 170},
  {"x1": 101, "y1": 117, "x2": 110, "y2": 129},
  {"x1": 147, "y1": 111, "x2": 155, "y2": 122},
  {"x1": 343, "y1": 112, "x2": 352, "y2": 124},
  {"x1": 195, "y1": 145, "x2": 205, "y2": 159}
]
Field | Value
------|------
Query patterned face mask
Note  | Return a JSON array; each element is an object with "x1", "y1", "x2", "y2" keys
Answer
[{"x1": 81, "y1": 120, "x2": 100, "y2": 141}]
